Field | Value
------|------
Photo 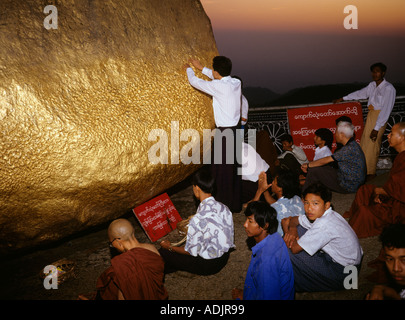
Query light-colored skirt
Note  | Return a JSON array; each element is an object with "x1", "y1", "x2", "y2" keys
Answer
[{"x1": 360, "y1": 107, "x2": 386, "y2": 175}]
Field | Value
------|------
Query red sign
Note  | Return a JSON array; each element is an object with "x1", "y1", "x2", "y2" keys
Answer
[
  {"x1": 132, "y1": 193, "x2": 182, "y2": 242},
  {"x1": 287, "y1": 102, "x2": 364, "y2": 161}
]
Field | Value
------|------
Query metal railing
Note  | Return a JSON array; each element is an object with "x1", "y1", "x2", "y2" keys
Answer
[{"x1": 246, "y1": 95, "x2": 405, "y2": 157}]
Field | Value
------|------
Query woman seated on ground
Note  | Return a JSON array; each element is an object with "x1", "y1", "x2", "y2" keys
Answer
[{"x1": 247, "y1": 169, "x2": 305, "y2": 236}]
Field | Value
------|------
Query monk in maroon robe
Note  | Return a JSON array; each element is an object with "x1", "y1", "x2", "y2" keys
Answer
[
  {"x1": 344, "y1": 122, "x2": 405, "y2": 238},
  {"x1": 80, "y1": 219, "x2": 168, "y2": 300}
]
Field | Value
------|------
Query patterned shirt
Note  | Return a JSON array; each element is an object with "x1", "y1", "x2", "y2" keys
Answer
[
  {"x1": 185, "y1": 197, "x2": 235, "y2": 259},
  {"x1": 271, "y1": 195, "x2": 305, "y2": 236},
  {"x1": 332, "y1": 139, "x2": 366, "y2": 193}
]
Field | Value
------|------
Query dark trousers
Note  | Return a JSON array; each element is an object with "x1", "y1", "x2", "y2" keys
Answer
[
  {"x1": 158, "y1": 248, "x2": 230, "y2": 276},
  {"x1": 211, "y1": 126, "x2": 242, "y2": 212},
  {"x1": 303, "y1": 165, "x2": 349, "y2": 193},
  {"x1": 278, "y1": 153, "x2": 303, "y2": 177},
  {"x1": 288, "y1": 226, "x2": 347, "y2": 292}
]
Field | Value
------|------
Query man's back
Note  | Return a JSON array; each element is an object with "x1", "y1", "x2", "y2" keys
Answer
[
  {"x1": 186, "y1": 67, "x2": 241, "y2": 127},
  {"x1": 185, "y1": 197, "x2": 235, "y2": 259},
  {"x1": 333, "y1": 139, "x2": 366, "y2": 192}
]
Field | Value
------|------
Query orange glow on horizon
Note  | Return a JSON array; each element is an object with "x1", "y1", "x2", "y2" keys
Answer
[{"x1": 200, "y1": 0, "x2": 405, "y2": 35}]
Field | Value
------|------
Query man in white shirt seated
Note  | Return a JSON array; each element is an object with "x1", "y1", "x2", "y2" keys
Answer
[
  {"x1": 282, "y1": 182, "x2": 363, "y2": 292},
  {"x1": 333, "y1": 62, "x2": 396, "y2": 180},
  {"x1": 159, "y1": 167, "x2": 235, "y2": 275},
  {"x1": 184, "y1": 56, "x2": 243, "y2": 212}
]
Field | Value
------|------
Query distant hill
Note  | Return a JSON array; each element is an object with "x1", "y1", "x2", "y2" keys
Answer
[
  {"x1": 242, "y1": 87, "x2": 280, "y2": 108},
  {"x1": 245, "y1": 83, "x2": 405, "y2": 108}
]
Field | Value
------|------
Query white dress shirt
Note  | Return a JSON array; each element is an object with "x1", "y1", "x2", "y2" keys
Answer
[
  {"x1": 186, "y1": 67, "x2": 241, "y2": 127},
  {"x1": 298, "y1": 208, "x2": 363, "y2": 267},
  {"x1": 240, "y1": 142, "x2": 270, "y2": 182},
  {"x1": 241, "y1": 95, "x2": 249, "y2": 125},
  {"x1": 343, "y1": 79, "x2": 396, "y2": 131},
  {"x1": 313, "y1": 146, "x2": 332, "y2": 161}
]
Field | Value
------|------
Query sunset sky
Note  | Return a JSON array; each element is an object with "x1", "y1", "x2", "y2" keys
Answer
[{"x1": 200, "y1": 0, "x2": 405, "y2": 94}]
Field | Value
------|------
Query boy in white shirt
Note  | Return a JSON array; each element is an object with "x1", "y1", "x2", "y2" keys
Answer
[
  {"x1": 277, "y1": 134, "x2": 308, "y2": 177},
  {"x1": 282, "y1": 182, "x2": 363, "y2": 292},
  {"x1": 313, "y1": 128, "x2": 333, "y2": 161}
]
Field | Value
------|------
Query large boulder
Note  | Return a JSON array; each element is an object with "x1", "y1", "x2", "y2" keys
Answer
[{"x1": 0, "y1": 0, "x2": 218, "y2": 253}]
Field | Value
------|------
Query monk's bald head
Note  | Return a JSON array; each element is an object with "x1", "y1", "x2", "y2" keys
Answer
[
  {"x1": 108, "y1": 219, "x2": 135, "y2": 241},
  {"x1": 389, "y1": 122, "x2": 405, "y2": 152},
  {"x1": 395, "y1": 122, "x2": 405, "y2": 137}
]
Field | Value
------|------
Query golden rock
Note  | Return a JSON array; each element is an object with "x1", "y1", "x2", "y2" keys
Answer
[{"x1": 0, "y1": 0, "x2": 218, "y2": 253}]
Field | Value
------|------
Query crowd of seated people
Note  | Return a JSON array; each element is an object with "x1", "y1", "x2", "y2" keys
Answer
[
  {"x1": 78, "y1": 121, "x2": 404, "y2": 301},
  {"x1": 78, "y1": 53, "x2": 404, "y2": 301}
]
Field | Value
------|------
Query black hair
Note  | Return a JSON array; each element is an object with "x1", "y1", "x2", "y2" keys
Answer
[
  {"x1": 244, "y1": 201, "x2": 278, "y2": 235},
  {"x1": 315, "y1": 128, "x2": 334, "y2": 150},
  {"x1": 275, "y1": 169, "x2": 301, "y2": 199},
  {"x1": 213, "y1": 56, "x2": 232, "y2": 77},
  {"x1": 280, "y1": 134, "x2": 293, "y2": 144},
  {"x1": 335, "y1": 116, "x2": 352, "y2": 125},
  {"x1": 370, "y1": 62, "x2": 387, "y2": 73},
  {"x1": 302, "y1": 182, "x2": 332, "y2": 203},
  {"x1": 192, "y1": 167, "x2": 215, "y2": 194},
  {"x1": 379, "y1": 223, "x2": 405, "y2": 249}
]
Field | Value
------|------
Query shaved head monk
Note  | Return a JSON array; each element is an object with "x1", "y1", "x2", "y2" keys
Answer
[
  {"x1": 344, "y1": 122, "x2": 405, "y2": 238},
  {"x1": 80, "y1": 218, "x2": 168, "y2": 300}
]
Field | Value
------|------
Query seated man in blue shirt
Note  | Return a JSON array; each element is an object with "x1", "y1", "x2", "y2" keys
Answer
[
  {"x1": 232, "y1": 201, "x2": 295, "y2": 300},
  {"x1": 301, "y1": 121, "x2": 366, "y2": 193}
]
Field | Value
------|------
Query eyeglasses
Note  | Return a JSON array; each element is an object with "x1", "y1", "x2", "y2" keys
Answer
[{"x1": 108, "y1": 238, "x2": 120, "y2": 248}]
